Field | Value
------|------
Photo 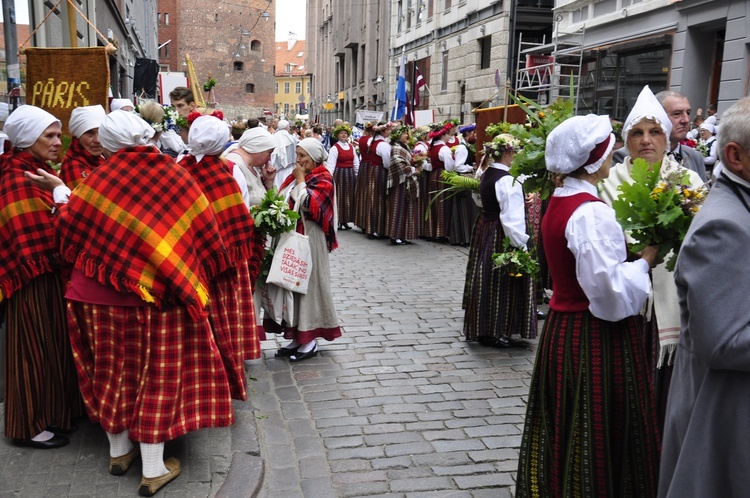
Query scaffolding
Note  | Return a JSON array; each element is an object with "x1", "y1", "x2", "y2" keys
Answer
[{"x1": 515, "y1": 22, "x2": 585, "y2": 111}]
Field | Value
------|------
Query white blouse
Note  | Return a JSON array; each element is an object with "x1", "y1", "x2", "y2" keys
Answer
[
  {"x1": 557, "y1": 177, "x2": 652, "y2": 321},
  {"x1": 488, "y1": 162, "x2": 528, "y2": 250},
  {"x1": 326, "y1": 141, "x2": 361, "y2": 175}
]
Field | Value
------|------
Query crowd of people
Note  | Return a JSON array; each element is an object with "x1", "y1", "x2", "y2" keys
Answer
[{"x1": 1, "y1": 77, "x2": 745, "y2": 498}]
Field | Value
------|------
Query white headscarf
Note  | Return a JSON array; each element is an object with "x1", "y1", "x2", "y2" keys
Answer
[
  {"x1": 623, "y1": 85, "x2": 672, "y2": 149},
  {"x1": 699, "y1": 123, "x2": 716, "y2": 135},
  {"x1": 99, "y1": 110, "x2": 155, "y2": 152},
  {"x1": 277, "y1": 120, "x2": 290, "y2": 130},
  {"x1": 110, "y1": 98, "x2": 135, "y2": 112},
  {"x1": 546, "y1": 114, "x2": 615, "y2": 175},
  {"x1": 0, "y1": 103, "x2": 9, "y2": 123},
  {"x1": 297, "y1": 137, "x2": 328, "y2": 164},
  {"x1": 69, "y1": 105, "x2": 106, "y2": 139},
  {"x1": 238, "y1": 127, "x2": 276, "y2": 153},
  {"x1": 3, "y1": 105, "x2": 61, "y2": 149},
  {"x1": 188, "y1": 115, "x2": 230, "y2": 163}
]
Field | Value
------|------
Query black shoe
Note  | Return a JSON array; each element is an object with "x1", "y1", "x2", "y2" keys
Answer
[
  {"x1": 12, "y1": 434, "x2": 70, "y2": 449},
  {"x1": 47, "y1": 423, "x2": 78, "y2": 435},
  {"x1": 275, "y1": 345, "x2": 299, "y2": 358},
  {"x1": 390, "y1": 238, "x2": 407, "y2": 246},
  {"x1": 537, "y1": 310, "x2": 547, "y2": 320},
  {"x1": 290, "y1": 345, "x2": 318, "y2": 362}
]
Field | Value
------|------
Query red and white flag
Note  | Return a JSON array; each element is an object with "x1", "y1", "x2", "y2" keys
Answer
[{"x1": 406, "y1": 65, "x2": 426, "y2": 126}]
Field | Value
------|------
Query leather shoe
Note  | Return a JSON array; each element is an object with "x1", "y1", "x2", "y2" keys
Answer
[
  {"x1": 390, "y1": 238, "x2": 407, "y2": 246},
  {"x1": 290, "y1": 345, "x2": 318, "y2": 362},
  {"x1": 537, "y1": 310, "x2": 547, "y2": 320},
  {"x1": 12, "y1": 434, "x2": 69, "y2": 449},
  {"x1": 47, "y1": 423, "x2": 78, "y2": 435},
  {"x1": 110, "y1": 445, "x2": 140, "y2": 476},
  {"x1": 138, "y1": 457, "x2": 181, "y2": 497},
  {"x1": 275, "y1": 345, "x2": 299, "y2": 358}
]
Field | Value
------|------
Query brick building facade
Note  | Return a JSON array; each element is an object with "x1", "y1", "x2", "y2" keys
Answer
[{"x1": 158, "y1": 0, "x2": 275, "y2": 120}]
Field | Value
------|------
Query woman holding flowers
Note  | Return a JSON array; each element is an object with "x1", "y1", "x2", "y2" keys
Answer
[
  {"x1": 223, "y1": 128, "x2": 278, "y2": 209},
  {"x1": 326, "y1": 124, "x2": 359, "y2": 230},
  {"x1": 268, "y1": 138, "x2": 341, "y2": 362},
  {"x1": 425, "y1": 122, "x2": 456, "y2": 241},
  {"x1": 599, "y1": 85, "x2": 704, "y2": 432},
  {"x1": 462, "y1": 133, "x2": 536, "y2": 348},
  {"x1": 385, "y1": 125, "x2": 421, "y2": 245},
  {"x1": 698, "y1": 122, "x2": 719, "y2": 174},
  {"x1": 517, "y1": 115, "x2": 661, "y2": 498}
]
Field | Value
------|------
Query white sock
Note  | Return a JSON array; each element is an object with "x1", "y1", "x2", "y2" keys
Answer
[
  {"x1": 140, "y1": 442, "x2": 169, "y2": 478},
  {"x1": 297, "y1": 340, "x2": 317, "y2": 353},
  {"x1": 106, "y1": 430, "x2": 133, "y2": 458},
  {"x1": 31, "y1": 430, "x2": 55, "y2": 442}
]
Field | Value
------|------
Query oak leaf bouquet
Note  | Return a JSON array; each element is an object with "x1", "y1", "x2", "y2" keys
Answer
[
  {"x1": 250, "y1": 187, "x2": 301, "y2": 285},
  {"x1": 611, "y1": 158, "x2": 708, "y2": 271},
  {"x1": 492, "y1": 238, "x2": 540, "y2": 278}
]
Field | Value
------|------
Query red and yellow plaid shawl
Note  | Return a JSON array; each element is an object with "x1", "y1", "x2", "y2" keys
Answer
[
  {"x1": 0, "y1": 150, "x2": 60, "y2": 302},
  {"x1": 59, "y1": 137, "x2": 102, "y2": 189},
  {"x1": 56, "y1": 145, "x2": 228, "y2": 320},
  {"x1": 178, "y1": 154, "x2": 265, "y2": 284},
  {"x1": 280, "y1": 165, "x2": 338, "y2": 252}
]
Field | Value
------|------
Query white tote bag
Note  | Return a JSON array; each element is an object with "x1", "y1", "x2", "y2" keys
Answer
[{"x1": 265, "y1": 199, "x2": 313, "y2": 294}]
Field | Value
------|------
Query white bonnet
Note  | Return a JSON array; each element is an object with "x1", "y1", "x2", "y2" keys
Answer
[
  {"x1": 98, "y1": 110, "x2": 155, "y2": 152},
  {"x1": 297, "y1": 137, "x2": 328, "y2": 164},
  {"x1": 622, "y1": 85, "x2": 672, "y2": 145},
  {"x1": 188, "y1": 115, "x2": 230, "y2": 163},
  {"x1": 699, "y1": 123, "x2": 715, "y2": 135},
  {"x1": 546, "y1": 114, "x2": 615, "y2": 175},
  {"x1": 3, "y1": 105, "x2": 61, "y2": 149},
  {"x1": 69, "y1": 105, "x2": 106, "y2": 139}
]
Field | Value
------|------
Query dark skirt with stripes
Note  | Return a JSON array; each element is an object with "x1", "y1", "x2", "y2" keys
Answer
[
  {"x1": 353, "y1": 161, "x2": 371, "y2": 232},
  {"x1": 334, "y1": 167, "x2": 357, "y2": 225},
  {"x1": 424, "y1": 167, "x2": 451, "y2": 240},
  {"x1": 527, "y1": 195, "x2": 552, "y2": 302},
  {"x1": 385, "y1": 179, "x2": 421, "y2": 241},
  {"x1": 417, "y1": 169, "x2": 431, "y2": 237},
  {"x1": 4, "y1": 273, "x2": 83, "y2": 439},
  {"x1": 462, "y1": 215, "x2": 537, "y2": 340},
  {"x1": 68, "y1": 301, "x2": 234, "y2": 443},
  {"x1": 516, "y1": 310, "x2": 661, "y2": 498},
  {"x1": 448, "y1": 188, "x2": 479, "y2": 246},
  {"x1": 368, "y1": 164, "x2": 389, "y2": 236}
]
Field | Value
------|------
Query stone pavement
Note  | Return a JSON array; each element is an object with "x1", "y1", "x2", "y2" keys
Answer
[
  {"x1": 249, "y1": 228, "x2": 540, "y2": 497},
  {"x1": 0, "y1": 227, "x2": 542, "y2": 497}
]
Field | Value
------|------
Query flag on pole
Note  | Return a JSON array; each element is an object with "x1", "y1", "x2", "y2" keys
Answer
[
  {"x1": 391, "y1": 50, "x2": 407, "y2": 121},
  {"x1": 407, "y1": 65, "x2": 426, "y2": 125}
]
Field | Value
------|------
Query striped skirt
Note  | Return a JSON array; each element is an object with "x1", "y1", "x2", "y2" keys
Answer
[
  {"x1": 462, "y1": 215, "x2": 537, "y2": 340},
  {"x1": 423, "y1": 167, "x2": 451, "y2": 240},
  {"x1": 353, "y1": 160, "x2": 371, "y2": 231},
  {"x1": 68, "y1": 301, "x2": 233, "y2": 444},
  {"x1": 368, "y1": 164, "x2": 389, "y2": 236},
  {"x1": 416, "y1": 170, "x2": 431, "y2": 237},
  {"x1": 334, "y1": 167, "x2": 357, "y2": 225},
  {"x1": 448, "y1": 188, "x2": 479, "y2": 246},
  {"x1": 4, "y1": 273, "x2": 83, "y2": 439},
  {"x1": 385, "y1": 179, "x2": 421, "y2": 241},
  {"x1": 516, "y1": 310, "x2": 660, "y2": 498},
  {"x1": 527, "y1": 196, "x2": 552, "y2": 301}
]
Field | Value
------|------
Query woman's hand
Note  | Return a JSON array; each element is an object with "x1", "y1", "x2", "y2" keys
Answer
[
  {"x1": 524, "y1": 192, "x2": 537, "y2": 207},
  {"x1": 640, "y1": 245, "x2": 661, "y2": 269},
  {"x1": 260, "y1": 162, "x2": 277, "y2": 185},
  {"x1": 25, "y1": 168, "x2": 64, "y2": 191},
  {"x1": 292, "y1": 164, "x2": 306, "y2": 183}
]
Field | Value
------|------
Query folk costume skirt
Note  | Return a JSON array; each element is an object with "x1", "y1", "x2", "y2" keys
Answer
[
  {"x1": 448, "y1": 188, "x2": 479, "y2": 246},
  {"x1": 68, "y1": 301, "x2": 233, "y2": 443},
  {"x1": 424, "y1": 167, "x2": 451, "y2": 240},
  {"x1": 4, "y1": 273, "x2": 83, "y2": 439},
  {"x1": 462, "y1": 215, "x2": 537, "y2": 341},
  {"x1": 334, "y1": 167, "x2": 357, "y2": 225},
  {"x1": 368, "y1": 164, "x2": 389, "y2": 236},
  {"x1": 353, "y1": 160, "x2": 371, "y2": 232},
  {"x1": 516, "y1": 310, "x2": 661, "y2": 498},
  {"x1": 386, "y1": 179, "x2": 421, "y2": 241}
]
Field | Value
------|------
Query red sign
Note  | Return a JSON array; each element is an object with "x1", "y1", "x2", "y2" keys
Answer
[{"x1": 525, "y1": 55, "x2": 555, "y2": 75}]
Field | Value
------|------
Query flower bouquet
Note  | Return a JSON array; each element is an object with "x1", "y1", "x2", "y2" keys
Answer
[
  {"x1": 492, "y1": 237, "x2": 539, "y2": 277},
  {"x1": 696, "y1": 139, "x2": 711, "y2": 157},
  {"x1": 250, "y1": 187, "x2": 301, "y2": 285},
  {"x1": 611, "y1": 158, "x2": 708, "y2": 271},
  {"x1": 411, "y1": 150, "x2": 427, "y2": 168}
]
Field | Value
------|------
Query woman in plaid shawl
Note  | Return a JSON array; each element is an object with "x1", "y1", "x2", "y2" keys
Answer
[
  {"x1": 267, "y1": 138, "x2": 342, "y2": 362},
  {"x1": 385, "y1": 125, "x2": 421, "y2": 244},
  {"x1": 27, "y1": 110, "x2": 233, "y2": 496},
  {"x1": 0, "y1": 105, "x2": 83, "y2": 450},
  {"x1": 179, "y1": 114, "x2": 265, "y2": 401},
  {"x1": 58, "y1": 105, "x2": 106, "y2": 189}
]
